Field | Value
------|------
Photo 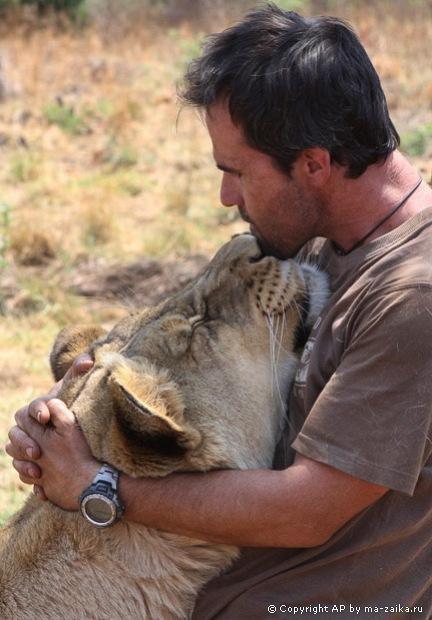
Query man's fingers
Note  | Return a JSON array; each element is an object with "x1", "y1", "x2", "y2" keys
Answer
[
  {"x1": 11, "y1": 458, "x2": 42, "y2": 481},
  {"x1": 46, "y1": 398, "x2": 77, "y2": 430},
  {"x1": 46, "y1": 354, "x2": 93, "y2": 399},
  {"x1": 68, "y1": 354, "x2": 94, "y2": 380},
  {"x1": 33, "y1": 484, "x2": 48, "y2": 502},
  {"x1": 25, "y1": 398, "x2": 51, "y2": 425},
  {"x1": 6, "y1": 425, "x2": 42, "y2": 461},
  {"x1": 10, "y1": 397, "x2": 75, "y2": 463}
]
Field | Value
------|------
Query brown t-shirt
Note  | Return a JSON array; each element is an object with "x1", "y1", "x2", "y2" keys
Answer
[{"x1": 192, "y1": 208, "x2": 432, "y2": 620}]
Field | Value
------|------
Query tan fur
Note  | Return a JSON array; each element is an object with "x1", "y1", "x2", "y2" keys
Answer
[{"x1": 0, "y1": 233, "x2": 330, "y2": 620}]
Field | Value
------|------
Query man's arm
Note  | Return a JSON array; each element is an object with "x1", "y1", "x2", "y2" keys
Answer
[
  {"x1": 120, "y1": 454, "x2": 387, "y2": 548},
  {"x1": 7, "y1": 397, "x2": 387, "y2": 549}
]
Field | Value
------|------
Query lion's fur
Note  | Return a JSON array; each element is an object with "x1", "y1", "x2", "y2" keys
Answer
[{"x1": 0, "y1": 233, "x2": 330, "y2": 620}]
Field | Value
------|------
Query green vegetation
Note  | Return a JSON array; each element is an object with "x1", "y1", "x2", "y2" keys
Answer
[
  {"x1": 0, "y1": 0, "x2": 85, "y2": 18},
  {"x1": 401, "y1": 123, "x2": 432, "y2": 158},
  {"x1": 43, "y1": 102, "x2": 89, "y2": 136},
  {"x1": 0, "y1": 203, "x2": 13, "y2": 314}
]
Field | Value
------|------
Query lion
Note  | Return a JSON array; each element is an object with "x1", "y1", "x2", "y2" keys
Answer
[{"x1": 0, "y1": 233, "x2": 330, "y2": 620}]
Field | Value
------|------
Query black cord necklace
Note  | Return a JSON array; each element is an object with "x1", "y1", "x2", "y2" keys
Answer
[{"x1": 333, "y1": 173, "x2": 423, "y2": 256}]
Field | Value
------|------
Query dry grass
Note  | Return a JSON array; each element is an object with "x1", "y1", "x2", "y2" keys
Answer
[{"x1": 0, "y1": 0, "x2": 432, "y2": 522}]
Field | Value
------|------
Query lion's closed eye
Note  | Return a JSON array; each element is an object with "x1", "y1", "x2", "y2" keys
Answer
[{"x1": 189, "y1": 315, "x2": 207, "y2": 329}]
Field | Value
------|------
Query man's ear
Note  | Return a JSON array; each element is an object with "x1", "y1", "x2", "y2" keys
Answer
[{"x1": 298, "y1": 148, "x2": 332, "y2": 186}]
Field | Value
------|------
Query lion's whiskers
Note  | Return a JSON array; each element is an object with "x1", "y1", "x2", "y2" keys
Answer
[{"x1": 265, "y1": 312, "x2": 290, "y2": 416}]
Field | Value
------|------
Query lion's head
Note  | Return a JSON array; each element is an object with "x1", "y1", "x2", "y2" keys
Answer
[{"x1": 51, "y1": 233, "x2": 329, "y2": 478}]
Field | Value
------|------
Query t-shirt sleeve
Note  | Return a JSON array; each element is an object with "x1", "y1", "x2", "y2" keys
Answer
[{"x1": 292, "y1": 284, "x2": 432, "y2": 495}]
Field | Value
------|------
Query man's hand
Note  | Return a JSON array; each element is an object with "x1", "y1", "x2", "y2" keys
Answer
[{"x1": 6, "y1": 354, "x2": 100, "y2": 510}]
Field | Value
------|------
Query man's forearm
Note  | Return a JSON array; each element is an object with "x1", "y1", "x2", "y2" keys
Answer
[
  {"x1": 119, "y1": 455, "x2": 388, "y2": 549},
  {"x1": 7, "y1": 392, "x2": 387, "y2": 549}
]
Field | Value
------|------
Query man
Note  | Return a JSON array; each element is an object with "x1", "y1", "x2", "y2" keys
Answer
[{"x1": 7, "y1": 4, "x2": 432, "y2": 618}]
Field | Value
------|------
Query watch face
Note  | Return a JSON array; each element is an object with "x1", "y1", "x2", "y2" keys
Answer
[{"x1": 83, "y1": 495, "x2": 115, "y2": 526}]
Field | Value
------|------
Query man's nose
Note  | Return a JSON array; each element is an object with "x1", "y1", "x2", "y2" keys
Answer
[{"x1": 220, "y1": 172, "x2": 243, "y2": 208}]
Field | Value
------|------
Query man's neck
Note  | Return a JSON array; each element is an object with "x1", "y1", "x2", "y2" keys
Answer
[{"x1": 326, "y1": 152, "x2": 432, "y2": 254}]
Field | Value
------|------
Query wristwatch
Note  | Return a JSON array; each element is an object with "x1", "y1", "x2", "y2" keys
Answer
[{"x1": 78, "y1": 463, "x2": 125, "y2": 528}]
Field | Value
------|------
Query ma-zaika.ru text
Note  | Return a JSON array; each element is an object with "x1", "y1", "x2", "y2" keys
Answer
[{"x1": 268, "y1": 604, "x2": 423, "y2": 615}]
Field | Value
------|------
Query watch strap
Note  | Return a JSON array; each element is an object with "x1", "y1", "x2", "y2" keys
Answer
[
  {"x1": 89, "y1": 463, "x2": 121, "y2": 494},
  {"x1": 78, "y1": 463, "x2": 125, "y2": 528}
]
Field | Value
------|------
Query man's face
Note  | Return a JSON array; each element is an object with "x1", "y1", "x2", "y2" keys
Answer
[{"x1": 206, "y1": 102, "x2": 323, "y2": 258}]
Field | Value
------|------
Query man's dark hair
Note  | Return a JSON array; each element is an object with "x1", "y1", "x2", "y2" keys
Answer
[{"x1": 179, "y1": 3, "x2": 400, "y2": 178}]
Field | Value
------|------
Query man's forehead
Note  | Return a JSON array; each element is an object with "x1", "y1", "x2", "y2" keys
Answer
[
  {"x1": 205, "y1": 101, "x2": 236, "y2": 132},
  {"x1": 206, "y1": 104, "x2": 252, "y2": 162}
]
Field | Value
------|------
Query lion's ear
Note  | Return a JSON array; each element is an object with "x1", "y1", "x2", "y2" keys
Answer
[
  {"x1": 50, "y1": 324, "x2": 107, "y2": 381},
  {"x1": 107, "y1": 367, "x2": 201, "y2": 476}
]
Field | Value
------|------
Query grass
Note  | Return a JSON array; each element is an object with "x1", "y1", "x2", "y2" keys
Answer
[
  {"x1": 43, "y1": 101, "x2": 90, "y2": 136},
  {"x1": 0, "y1": 0, "x2": 432, "y2": 523}
]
